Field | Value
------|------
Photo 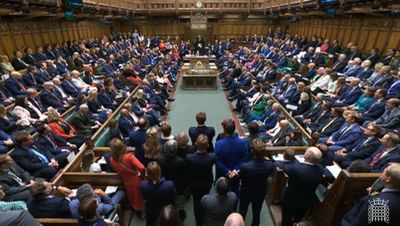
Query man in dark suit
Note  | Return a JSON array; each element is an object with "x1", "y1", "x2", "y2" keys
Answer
[
  {"x1": 314, "y1": 107, "x2": 345, "y2": 136},
  {"x1": 306, "y1": 101, "x2": 332, "y2": 132},
  {"x1": 371, "y1": 66, "x2": 393, "y2": 89},
  {"x1": 319, "y1": 110, "x2": 363, "y2": 152},
  {"x1": 333, "y1": 77, "x2": 362, "y2": 107},
  {"x1": 11, "y1": 51, "x2": 28, "y2": 71},
  {"x1": 387, "y1": 71, "x2": 400, "y2": 98},
  {"x1": 342, "y1": 163, "x2": 400, "y2": 226},
  {"x1": 0, "y1": 154, "x2": 33, "y2": 201},
  {"x1": 71, "y1": 104, "x2": 100, "y2": 137},
  {"x1": 11, "y1": 131, "x2": 59, "y2": 181},
  {"x1": 27, "y1": 178, "x2": 73, "y2": 218},
  {"x1": 331, "y1": 54, "x2": 347, "y2": 73},
  {"x1": 23, "y1": 48, "x2": 36, "y2": 66},
  {"x1": 348, "y1": 45, "x2": 362, "y2": 60},
  {"x1": 362, "y1": 88, "x2": 387, "y2": 121},
  {"x1": 40, "y1": 82, "x2": 69, "y2": 111},
  {"x1": 35, "y1": 123, "x2": 75, "y2": 168},
  {"x1": 61, "y1": 72, "x2": 80, "y2": 98},
  {"x1": 186, "y1": 134, "x2": 216, "y2": 226},
  {"x1": 354, "y1": 60, "x2": 373, "y2": 80},
  {"x1": 33, "y1": 47, "x2": 48, "y2": 62},
  {"x1": 258, "y1": 103, "x2": 281, "y2": 133},
  {"x1": 279, "y1": 147, "x2": 324, "y2": 226},
  {"x1": 128, "y1": 117, "x2": 147, "y2": 164},
  {"x1": 215, "y1": 119, "x2": 248, "y2": 195},
  {"x1": 334, "y1": 123, "x2": 382, "y2": 168},
  {"x1": 239, "y1": 138, "x2": 275, "y2": 226},
  {"x1": 188, "y1": 111, "x2": 216, "y2": 153},
  {"x1": 366, "y1": 132, "x2": 400, "y2": 172},
  {"x1": 5, "y1": 71, "x2": 27, "y2": 97},
  {"x1": 118, "y1": 108, "x2": 137, "y2": 140},
  {"x1": 373, "y1": 98, "x2": 400, "y2": 130}
]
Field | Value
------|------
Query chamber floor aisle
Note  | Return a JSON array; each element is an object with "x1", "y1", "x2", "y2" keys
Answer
[{"x1": 130, "y1": 76, "x2": 274, "y2": 226}]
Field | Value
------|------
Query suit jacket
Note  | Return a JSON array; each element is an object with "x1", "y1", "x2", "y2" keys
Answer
[
  {"x1": 215, "y1": 136, "x2": 248, "y2": 178},
  {"x1": 362, "y1": 99, "x2": 386, "y2": 121},
  {"x1": 28, "y1": 196, "x2": 71, "y2": 218},
  {"x1": 388, "y1": 79, "x2": 400, "y2": 98},
  {"x1": 71, "y1": 112, "x2": 95, "y2": 134},
  {"x1": 375, "y1": 107, "x2": 400, "y2": 129},
  {"x1": 336, "y1": 87, "x2": 362, "y2": 106},
  {"x1": 4, "y1": 78, "x2": 27, "y2": 97},
  {"x1": 331, "y1": 60, "x2": 347, "y2": 73},
  {"x1": 302, "y1": 102, "x2": 323, "y2": 121},
  {"x1": 342, "y1": 190, "x2": 400, "y2": 226},
  {"x1": 35, "y1": 134, "x2": 68, "y2": 156},
  {"x1": 33, "y1": 52, "x2": 48, "y2": 62},
  {"x1": 239, "y1": 159, "x2": 275, "y2": 200},
  {"x1": 330, "y1": 123, "x2": 362, "y2": 148},
  {"x1": 185, "y1": 152, "x2": 216, "y2": 191},
  {"x1": 188, "y1": 125, "x2": 216, "y2": 153},
  {"x1": 339, "y1": 136, "x2": 381, "y2": 168},
  {"x1": 118, "y1": 115, "x2": 136, "y2": 138},
  {"x1": 259, "y1": 111, "x2": 280, "y2": 132},
  {"x1": 11, "y1": 146, "x2": 54, "y2": 176},
  {"x1": 40, "y1": 89, "x2": 64, "y2": 109},
  {"x1": 11, "y1": 58, "x2": 27, "y2": 71},
  {"x1": 61, "y1": 80, "x2": 80, "y2": 97},
  {"x1": 23, "y1": 55, "x2": 35, "y2": 65},
  {"x1": 316, "y1": 116, "x2": 345, "y2": 136},
  {"x1": 367, "y1": 146, "x2": 400, "y2": 172},
  {"x1": 140, "y1": 178, "x2": 176, "y2": 221},
  {"x1": 201, "y1": 192, "x2": 237, "y2": 226},
  {"x1": 128, "y1": 128, "x2": 147, "y2": 163},
  {"x1": 0, "y1": 162, "x2": 32, "y2": 199},
  {"x1": 355, "y1": 67, "x2": 373, "y2": 80},
  {"x1": 157, "y1": 155, "x2": 186, "y2": 194},
  {"x1": 281, "y1": 162, "x2": 324, "y2": 208}
]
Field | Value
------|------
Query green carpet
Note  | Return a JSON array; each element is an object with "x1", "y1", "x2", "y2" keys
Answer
[{"x1": 130, "y1": 77, "x2": 274, "y2": 226}]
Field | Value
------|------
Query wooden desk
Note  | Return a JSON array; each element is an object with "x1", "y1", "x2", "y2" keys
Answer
[{"x1": 182, "y1": 73, "x2": 218, "y2": 90}]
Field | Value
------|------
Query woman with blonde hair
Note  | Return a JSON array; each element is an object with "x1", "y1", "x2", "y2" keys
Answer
[
  {"x1": 143, "y1": 127, "x2": 161, "y2": 166},
  {"x1": 0, "y1": 55, "x2": 14, "y2": 74},
  {"x1": 110, "y1": 138, "x2": 145, "y2": 215},
  {"x1": 47, "y1": 108, "x2": 85, "y2": 147}
]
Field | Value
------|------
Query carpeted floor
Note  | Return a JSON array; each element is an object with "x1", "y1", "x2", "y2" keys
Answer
[{"x1": 130, "y1": 77, "x2": 275, "y2": 226}]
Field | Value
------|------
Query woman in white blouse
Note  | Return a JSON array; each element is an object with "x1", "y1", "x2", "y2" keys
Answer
[
  {"x1": 12, "y1": 96, "x2": 42, "y2": 127},
  {"x1": 311, "y1": 67, "x2": 333, "y2": 94},
  {"x1": 70, "y1": 70, "x2": 90, "y2": 91}
]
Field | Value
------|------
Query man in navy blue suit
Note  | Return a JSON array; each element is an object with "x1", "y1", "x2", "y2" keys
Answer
[
  {"x1": 332, "y1": 77, "x2": 362, "y2": 107},
  {"x1": 11, "y1": 131, "x2": 60, "y2": 181},
  {"x1": 128, "y1": 117, "x2": 147, "y2": 164},
  {"x1": 366, "y1": 132, "x2": 400, "y2": 172},
  {"x1": 239, "y1": 138, "x2": 275, "y2": 226},
  {"x1": 258, "y1": 103, "x2": 281, "y2": 133},
  {"x1": 27, "y1": 178, "x2": 73, "y2": 218},
  {"x1": 334, "y1": 123, "x2": 382, "y2": 169},
  {"x1": 5, "y1": 71, "x2": 27, "y2": 97},
  {"x1": 33, "y1": 47, "x2": 48, "y2": 62},
  {"x1": 215, "y1": 119, "x2": 248, "y2": 195},
  {"x1": 188, "y1": 111, "x2": 216, "y2": 153},
  {"x1": 387, "y1": 71, "x2": 400, "y2": 98},
  {"x1": 185, "y1": 134, "x2": 216, "y2": 226},
  {"x1": 61, "y1": 72, "x2": 80, "y2": 98},
  {"x1": 118, "y1": 108, "x2": 137, "y2": 140},
  {"x1": 362, "y1": 88, "x2": 387, "y2": 121},
  {"x1": 342, "y1": 163, "x2": 400, "y2": 226},
  {"x1": 319, "y1": 110, "x2": 363, "y2": 153},
  {"x1": 279, "y1": 147, "x2": 324, "y2": 226}
]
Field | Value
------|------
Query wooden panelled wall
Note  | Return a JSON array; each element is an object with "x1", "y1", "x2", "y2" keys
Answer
[
  {"x1": 115, "y1": 21, "x2": 275, "y2": 42},
  {"x1": 288, "y1": 17, "x2": 400, "y2": 53},
  {"x1": 0, "y1": 21, "x2": 112, "y2": 57}
]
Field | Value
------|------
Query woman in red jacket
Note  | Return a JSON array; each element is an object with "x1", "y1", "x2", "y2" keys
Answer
[{"x1": 47, "y1": 109, "x2": 85, "y2": 147}]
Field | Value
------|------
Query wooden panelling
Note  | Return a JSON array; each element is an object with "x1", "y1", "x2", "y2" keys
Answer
[
  {"x1": 287, "y1": 17, "x2": 400, "y2": 54},
  {"x1": 0, "y1": 21, "x2": 112, "y2": 57}
]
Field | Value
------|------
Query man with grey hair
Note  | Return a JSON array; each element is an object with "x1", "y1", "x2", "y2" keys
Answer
[
  {"x1": 157, "y1": 139, "x2": 187, "y2": 219},
  {"x1": 332, "y1": 54, "x2": 347, "y2": 73},
  {"x1": 342, "y1": 163, "x2": 400, "y2": 225},
  {"x1": 68, "y1": 183, "x2": 124, "y2": 218},
  {"x1": 71, "y1": 104, "x2": 100, "y2": 136},
  {"x1": 279, "y1": 147, "x2": 324, "y2": 226}
]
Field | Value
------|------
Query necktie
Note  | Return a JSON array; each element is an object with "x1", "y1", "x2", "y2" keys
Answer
[
  {"x1": 369, "y1": 149, "x2": 387, "y2": 167},
  {"x1": 8, "y1": 171, "x2": 25, "y2": 186},
  {"x1": 321, "y1": 118, "x2": 336, "y2": 133},
  {"x1": 29, "y1": 148, "x2": 49, "y2": 164},
  {"x1": 17, "y1": 81, "x2": 26, "y2": 91}
]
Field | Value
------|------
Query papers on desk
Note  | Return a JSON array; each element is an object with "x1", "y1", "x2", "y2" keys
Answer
[
  {"x1": 286, "y1": 104, "x2": 298, "y2": 111},
  {"x1": 105, "y1": 186, "x2": 118, "y2": 195},
  {"x1": 273, "y1": 154, "x2": 285, "y2": 161},
  {"x1": 326, "y1": 163, "x2": 342, "y2": 179},
  {"x1": 67, "y1": 152, "x2": 75, "y2": 163}
]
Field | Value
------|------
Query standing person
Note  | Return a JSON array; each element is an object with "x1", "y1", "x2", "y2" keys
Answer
[
  {"x1": 188, "y1": 111, "x2": 216, "y2": 153},
  {"x1": 215, "y1": 119, "x2": 248, "y2": 194},
  {"x1": 109, "y1": 138, "x2": 145, "y2": 217},
  {"x1": 185, "y1": 134, "x2": 216, "y2": 226},
  {"x1": 279, "y1": 147, "x2": 324, "y2": 226},
  {"x1": 239, "y1": 139, "x2": 275, "y2": 226},
  {"x1": 140, "y1": 161, "x2": 177, "y2": 226},
  {"x1": 201, "y1": 177, "x2": 237, "y2": 226}
]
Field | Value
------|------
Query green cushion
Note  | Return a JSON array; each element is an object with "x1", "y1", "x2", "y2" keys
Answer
[
  {"x1": 95, "y1": 128, "x2": 110, "y2": 147},
  {"x1": 65, "y1": 112, "x2": 77, "y2": 124}
]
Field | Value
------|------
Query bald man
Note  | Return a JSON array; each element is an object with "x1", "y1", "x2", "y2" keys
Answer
[
  {"x1": 342, "y1": 163, "x2": 400, "y2": 226},
  {"x1": 279, "y1": 147, "x2": 324, "y2": 226},
  {"x1": 224, "y1": 212, "x2": 244, "y2": 226}
]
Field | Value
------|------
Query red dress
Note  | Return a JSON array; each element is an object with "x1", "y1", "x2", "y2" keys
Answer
[{"x1": 111, "y1": 153, "x2": 145, "y2": 210}]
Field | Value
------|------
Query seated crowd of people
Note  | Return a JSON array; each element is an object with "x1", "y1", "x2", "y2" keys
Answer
[
  {"x1": 0, "y1": 27, "x2": 399, "y2": 226},
  {"x1": 216, "y1": 29, "x2": 400, "y2": 225},
  {"x1": 0, "y1": 30, "x2": 183, "y2": 225}
]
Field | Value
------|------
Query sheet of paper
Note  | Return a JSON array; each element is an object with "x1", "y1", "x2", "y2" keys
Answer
[
  {"x1": 326, "y1": 164, "x2": 342, "y2": 179},
  {"x1": 67, "y1": 152, "x2": 75, "y2": 163},
  {"x1": 105, "y1": 186, "x2": 118, "y2": 195},
  {"x1": 273, "y1": 154, "x2": 285, "y2": 161},
  {"x1": 295, "y1": 155, "x2": 305, "y2": 163}
]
